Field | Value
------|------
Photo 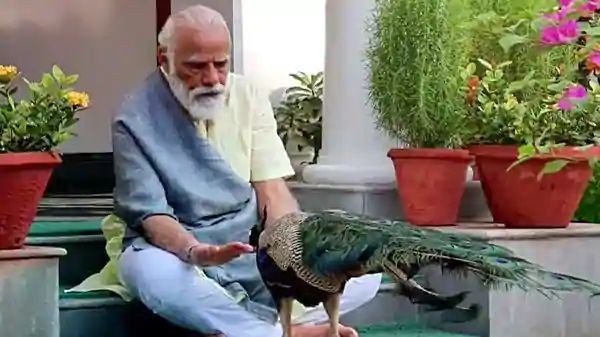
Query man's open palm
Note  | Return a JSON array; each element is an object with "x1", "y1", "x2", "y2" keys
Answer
[{"x1": 191, "y1": 242, "x2": 254, "y2": 266}]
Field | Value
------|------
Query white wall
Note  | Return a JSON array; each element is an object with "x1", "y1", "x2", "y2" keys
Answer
[
  {"x1": 0, "y1": 0, "x2": 156, "y2": 153},
  {"x1": 0, "y1": 0, "x2": 325, "y2": 152},
  {"x1": 240, "y1": 0, "x2": 325, "y2": 102}
]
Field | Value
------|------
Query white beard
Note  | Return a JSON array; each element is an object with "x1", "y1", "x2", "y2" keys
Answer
[{"x1": 163, "y1": 64, "x2": 226, "y2": 121}]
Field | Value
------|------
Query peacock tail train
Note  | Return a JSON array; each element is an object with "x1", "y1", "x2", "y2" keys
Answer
[{"x1": 257, "y1": 209, "x2": 600, "y2": 313}]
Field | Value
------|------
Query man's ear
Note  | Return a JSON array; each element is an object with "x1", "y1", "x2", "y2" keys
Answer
[{"x1": 157, "y1": 46, "x2": 168, "y2": 69}]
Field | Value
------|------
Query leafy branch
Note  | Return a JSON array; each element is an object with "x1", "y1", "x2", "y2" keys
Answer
[
  {"x1": 0, "y1": 65, "x2": 89, "y2": 153},
  {"x1": 275, "y1": 71, "x2": 323, "y2": 164}
]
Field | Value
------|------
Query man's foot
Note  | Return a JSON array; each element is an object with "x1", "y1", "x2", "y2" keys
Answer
[{"x1": 291, "y1": 323, "x2": 358, "y2": 337}]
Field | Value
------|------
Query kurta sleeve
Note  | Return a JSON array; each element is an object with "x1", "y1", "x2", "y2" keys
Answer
[
  {"x1": 249, "y1": 88, "x2": 295, "y2": 182},
  {"x1": 112, "y1": 121, "x2": 177, "y2": 231}
]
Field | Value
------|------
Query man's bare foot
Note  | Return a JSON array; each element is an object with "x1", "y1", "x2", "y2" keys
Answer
[{"x1": 291, "y1": 323, "x2": 358, "y2": 337}]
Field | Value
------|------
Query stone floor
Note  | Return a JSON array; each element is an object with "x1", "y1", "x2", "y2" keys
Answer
[{"x1": 34, "y1": 187, "x2": 600, "y2": 337}]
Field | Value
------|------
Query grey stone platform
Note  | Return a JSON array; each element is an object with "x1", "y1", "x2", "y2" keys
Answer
[
  {"x1": 289, "y1": 181, "x2": 492, "y2": 222},
  {"x1": 422, "y1": 223, "x2": 600, "y2": 337},
  {"x1": 0, "y1": 246, "x2": 66, "y2": 337},
  {"x1": 35, "y1": 183, "x2": 600, "y2": 336}
]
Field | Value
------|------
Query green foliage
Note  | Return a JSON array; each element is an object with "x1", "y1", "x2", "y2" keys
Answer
[
  {"x1": 366, "y1": 0, "x2": 472, "y2": 148},
  {"x1": 0, "y1": 65, "x2": 89, "y2": 153},
  {"x1": 464, "y1": 0, "x2": 570, "y2": 83},
  {"x1": 462, "y1": 59, "x2": 599, "y2": 147},
  {"x1": 461, "y1": 0, "x2": 600, "y2": 150},
  {"x1": 275, "y1": 71, "x2": 323, "y2": 164},
  {"x1": 575, "y1": 164, "x2": 600, "y2": 223}
]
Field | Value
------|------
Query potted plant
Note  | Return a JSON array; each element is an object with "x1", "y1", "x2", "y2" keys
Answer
[
  {"x1": 0, "y1": 65, "x2": 89, "y2": 249},
  {"x1": 462, "y1": 0, "x2": 600, "y2": 228},
  {"x1": 366, "y1": 0, "x2": 473, "y2": 226},
  {"x1": 275, "y1": 71, "x2": 323, "y2": 176}
]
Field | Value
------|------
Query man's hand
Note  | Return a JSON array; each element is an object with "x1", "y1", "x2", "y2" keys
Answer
[{"x1": 189, "y1": 242, "x2": 254, "y2": 266}]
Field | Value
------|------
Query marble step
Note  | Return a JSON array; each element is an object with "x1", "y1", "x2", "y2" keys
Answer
[
  {"x1": 27, "y1": 216, "x2": 475, "y2": 336},
  {"x1": 38, "y1": 179, "x2": 493, "y2": 222},
  {"x1": 26, "y1": 217, "x2": 108, "y2": 287},
  {"x1": 58, "y1": 287, "x2": 475, "y2": 337}
]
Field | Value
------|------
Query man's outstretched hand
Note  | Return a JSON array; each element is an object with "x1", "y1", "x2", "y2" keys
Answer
[{"x1": 189, "y1": 242, "x2": 254, "y2": 266}]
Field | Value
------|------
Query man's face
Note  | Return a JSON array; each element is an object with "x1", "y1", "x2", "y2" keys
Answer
[{"x1": 161, "y1": 24, "x2": 230, "y2": 120}]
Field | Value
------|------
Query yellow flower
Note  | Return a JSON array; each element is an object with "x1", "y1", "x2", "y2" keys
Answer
[
  {"x1": 0, "y1": 65, "x2": 18, "y2": 84},
  {"x1": 66, "y1": 91, "x2": 90, "y2": 108}
]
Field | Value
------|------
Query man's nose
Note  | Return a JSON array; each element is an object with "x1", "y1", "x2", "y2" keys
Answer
[{"x1": 201, "y1": 63, "x2": 220, "y2": 87}]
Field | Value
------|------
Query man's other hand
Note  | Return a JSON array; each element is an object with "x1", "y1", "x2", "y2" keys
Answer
[{"x1": 190, "y1": 242, "x2": 254, "y2": 266}]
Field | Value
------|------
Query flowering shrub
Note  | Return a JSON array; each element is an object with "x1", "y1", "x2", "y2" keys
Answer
[
  {"x1": 463, "y1": 0, "x2": 600, "y2": 157},
  {"x1": 0, "y1": 65, "x2": 89, "y2": 153}
]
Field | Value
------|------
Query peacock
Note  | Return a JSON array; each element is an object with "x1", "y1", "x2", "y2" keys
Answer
[{"x1": 249, "y1": 209, "x2": 600, "y2": 337}]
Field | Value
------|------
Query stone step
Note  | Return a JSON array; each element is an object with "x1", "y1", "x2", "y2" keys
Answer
[
  {"x1": 27, "y1": 215, "x2": 475, "y2": 336},
  {"x1": 39, "y1": 179, "x2": 493, "y2": 222},
  {"x1": 26, "y1": 217, "x2": 108, "y2": 286},
  {"x1": 58, "y1": 287, "x2": 475, "y2": 337},
  {"x1": 59, "y1": 288, "x2": 190, "y2": 337}
]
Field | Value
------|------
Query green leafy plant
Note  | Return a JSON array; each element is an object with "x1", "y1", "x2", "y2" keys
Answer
[
  {"x1": 366, "y1": 0, "x2": 472, "y2": 148},
  {"x1": 275, "y1": 71, "x2": 323, "y2": 164},
  {"x1": 0, "y1": 65, "x2": 89, "y2": 153},
  {"x1": 462, "y1": 0, "x2": 600, "y2": 174},
  {"x1": 575, "y1": 164, "x2": 600, "y2": 222},
  {"x1": 464, "y1": 0, "x2": 573, "y2": 85}
]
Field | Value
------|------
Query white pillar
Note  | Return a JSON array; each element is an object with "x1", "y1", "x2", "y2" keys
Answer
[{"x1": 302, "y1": 0, "x2": 398, "y2": 186}]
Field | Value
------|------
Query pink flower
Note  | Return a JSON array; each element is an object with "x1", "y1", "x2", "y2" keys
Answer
[
  {"x1": 580, "y1": 0, "x2": 600, "y2": 13},
  {"x1": 557, "y1": 98, "x2": 575, "y2": 110},
  {"x1": 557, "y1": 84, "x2": 588, "y2": 111},
  {"x1": 544, "y1": 0, "x2": 599, "y2": 22},
  {"x1": 543, "y1": 6, "x2": 574, "y2": 22},
  {"x1": 586, "y1": 49, "x2": 600, "y2": 74},
  {"x1": 589, "y1": 50, "x2": 600, "y2": 67},
  {"x1": 540, "y1": 20, "x2": 580, "y2": 45}
]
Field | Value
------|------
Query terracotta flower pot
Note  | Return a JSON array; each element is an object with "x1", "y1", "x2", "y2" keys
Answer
[
  {"x1": 468, "y1": 145, "x2": 599, "y2": 228},
  {"x1": 0, "y1": 152, "x2": 62, "y2": 249},
  {"x1": 388, "y1": 148, "x2": 473, "y2": 226}
]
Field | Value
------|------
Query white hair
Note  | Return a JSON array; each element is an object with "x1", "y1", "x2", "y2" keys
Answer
[{"x1": 157, "y1": 4, "x2": 231, "y2": 52}]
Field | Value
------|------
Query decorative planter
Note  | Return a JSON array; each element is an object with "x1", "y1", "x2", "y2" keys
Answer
[
  {"x1": 468, "y1": 145, "x2": 599, "y2": 228},
  {"x1": 388, "y1": 148, "x2": 472, "y2": 226},
  {"x1": 0, "y1": 152, "x2": 62, "y2": 249},
  {"x1": 0, "y1": 246, "x2": 66, "y2": 337}
]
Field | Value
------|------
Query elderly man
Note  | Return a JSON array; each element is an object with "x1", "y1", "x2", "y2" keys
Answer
[{"x1": 112, "y1": 4, "x2": 381, "y2": 337}]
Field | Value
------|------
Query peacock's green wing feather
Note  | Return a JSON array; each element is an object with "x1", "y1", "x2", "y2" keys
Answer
[
  {"x1": 298, "y1": 210, "x2": 600, "y2": 297},
  {"x1": 300, "y1": 212, "x2": 388, "y2": 276}
]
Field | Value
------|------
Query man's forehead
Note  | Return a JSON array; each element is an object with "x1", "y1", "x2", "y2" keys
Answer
[
  {"x1": 175, "y1": 25, "x2": 229, "y2": 49},
  {"x1": 185, "y1": 53, "x2": 229, "y2": 63}
]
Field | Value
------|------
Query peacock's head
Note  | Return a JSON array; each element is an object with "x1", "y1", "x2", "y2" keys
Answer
[
  {"x1": 249, "y1": 224, "x2": 261, "y2": 248},
  {"x1": 249, "y1": 206, "x2": 268, "y2": 248}
]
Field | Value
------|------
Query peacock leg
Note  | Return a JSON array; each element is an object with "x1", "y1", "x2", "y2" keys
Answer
[
  {"x1": 279, "y1": 297, "x2": 294, "y2": 337},
  {"x1": 323, "y1": 294, "x2": 341, "y2": 337}
]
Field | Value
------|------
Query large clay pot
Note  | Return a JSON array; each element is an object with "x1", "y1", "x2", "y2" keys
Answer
[
  {"x1": 468, "y1": 145, "x2": 599, "y2": 228},
  {"x1": 388, "y1": 148, "x2": 472, "y2": 226},
  {"x1": 0, "y1": 152, "x2": 62, "y2": 249}
]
